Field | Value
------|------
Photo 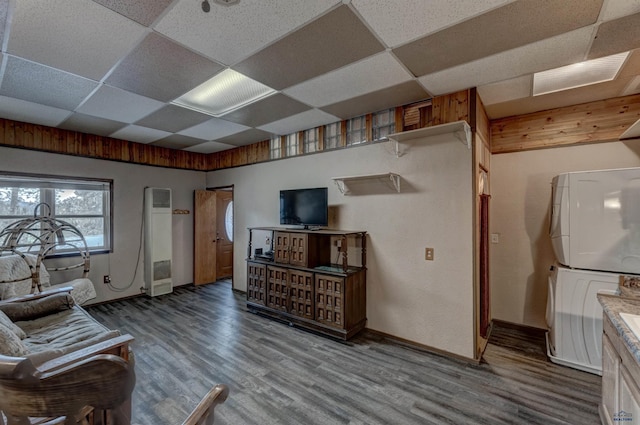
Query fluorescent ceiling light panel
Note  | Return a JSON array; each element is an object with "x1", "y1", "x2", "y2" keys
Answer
[
  {"x1": 533, "y1": 51, "x2": 630, "y2": 96},
  {"x1": 172, "y1": 69, "x2": 276, "y2": 117}
]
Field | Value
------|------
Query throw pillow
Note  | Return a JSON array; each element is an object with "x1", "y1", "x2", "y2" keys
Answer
[
  {"x1": 0, "y1": 323, "x2": 29, "y2": 357},
  {"x1": 0, "y1": 293, "x2": 75, "y2": 322},
  {"x1": 0, "y1": 309, "x2": 26, "y2": 339}
]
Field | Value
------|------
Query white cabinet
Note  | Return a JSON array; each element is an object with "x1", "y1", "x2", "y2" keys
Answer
[
  {"x1": 601, "y1": 314, "x2": 640, "y2": 425},
  {"x1": 601, "y1": 333, "x2": 619, "y2": 425},
  {"x1": 620, "y1": 366, "x2": 640, "y2": 422}
]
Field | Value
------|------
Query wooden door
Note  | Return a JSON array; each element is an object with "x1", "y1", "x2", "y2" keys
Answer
[
  {"x1": 194, "y1": 190, "x2": 216, "y2": 285},
  {"x1": 215, "y1": 190, "x2": 233, "y2": 279}
]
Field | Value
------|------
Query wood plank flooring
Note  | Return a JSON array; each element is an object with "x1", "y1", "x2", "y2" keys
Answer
[{"x1": 87, "y1": 282, "x2": 601, "y2": 425}]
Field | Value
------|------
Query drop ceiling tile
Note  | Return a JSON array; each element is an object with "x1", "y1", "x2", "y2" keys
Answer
[
  {"x1": 233, "y1": 5, "x2": 385, "y2": 90},
  {"x1": 110, "y1": 125, "x2": 171, "y2": 144},
  {"x1": 184, "y1": 141, "x2": 237, "y2": 154},
  {"x1": 485, "y1": 76, "x2": 635, "y2": 119},
  {"x1": 155, "y1": 0, "x2": 339, "y2": 66},
  {"x1": 151, "y1": 134, "x2": 205, "y2": 149},
  {"x1": 393, "y1": 0, "x2": 602, "y2": 77},
  {"x1": 106, "y1": 33, "x2": 224, "y2": 102},
  {"x1": 622, "y1": 76, "x2": 640, "y2": 96},
  {"x1": 258, "y1": 109, "x2": 340, "y2": 135},
  {"x1": 0, "y1": 56, "x2": 98, "y2": 110},
  {"x1": 7, "y1": 0, "x2": 146, "y2": 81},
  {"x1": 221, "y1": 94, "x2": 311, "y2": 127},
  {"x1": 600, "y1": 0, "x2": 640, "y2": 21},
  {"x1": 321, "y1": 81, "x2": 429, "y2": 120},
  {"x1": 419, "y1": 26, "x2": 594, "y2": 96},
  {"x1": 0, "y1": 1, "x2": 8, "y2": 47},
  {"x1": 588, "y1": 12, "x2": 640, "y2": 59},
  {"x1": 0, "y1": 96, "x2": 71, "y2": 127},
  {"x1": 58, "y1": 113, "x2": 127, "y2": 137},
  {"x1": 352, "y1": 0, "x2": 515, "y2": 48},
  {"x1": 283, "y1": 52, "x2": 413, "y2": 107},
  {"x1": 92, "y1": 0, "x2": 174, "y2": 26},
  {"x1": 135, "y1": 105, "x2": 212, "y2": 133},
  {"x1": 76, "y1": 85, "x2": 164, "y2": 123},
  {"x1": 618, "y1": 49, "x2": 640, "y2": 79},
  {"x1": 214, "y1": 128, "x2": 273, "y2": 147},
  {"x1": 477, "y1": 75, "x2": 532, "y2": 106},
  {"x1": 178, "y1": 118, "x2": 250, "y2": 140}
]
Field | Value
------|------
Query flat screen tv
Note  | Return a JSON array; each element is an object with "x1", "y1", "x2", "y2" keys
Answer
[{"x1": 280, "y1": 187, "x2": 328, "y2": 229}]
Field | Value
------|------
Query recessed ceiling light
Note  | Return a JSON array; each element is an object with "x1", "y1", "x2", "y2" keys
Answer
[
  {"x1": 533, "y1": 51, "x2": 630, "y2": 96},
  {"x1": 172, "y1": 69, "x2": 276, "y2": 117}
]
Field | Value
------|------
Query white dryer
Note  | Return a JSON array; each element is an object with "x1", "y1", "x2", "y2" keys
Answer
[{"x1": 546, "y1": 263, "x2": 619, "y2": 375}]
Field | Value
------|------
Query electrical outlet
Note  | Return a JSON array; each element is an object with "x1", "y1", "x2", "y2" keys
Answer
[
  {"x1": 425, "y1": 248, "x2": 434, "y2": 261},
  {"x1": 491, "y1": 233, "x2": 500, "y2": 244},
  {"x1": 103, "y1": 275, "x2": 111, "y2": 284}
]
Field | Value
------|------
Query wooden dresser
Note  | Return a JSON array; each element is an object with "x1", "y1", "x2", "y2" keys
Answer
[{"x1": 246, "y1": 227, "x2": 366, "y2": 340}]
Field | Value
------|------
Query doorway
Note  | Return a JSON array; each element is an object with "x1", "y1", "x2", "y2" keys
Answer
[{"x1": 194, "y1": 187, "x2": 234, "y2": 286}]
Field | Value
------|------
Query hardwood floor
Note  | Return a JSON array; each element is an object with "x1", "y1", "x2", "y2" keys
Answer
[{"x1": 88, "y1": 282, "x2": 601, "y2": 425}]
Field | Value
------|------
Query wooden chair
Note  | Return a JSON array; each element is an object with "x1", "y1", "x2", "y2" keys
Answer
[
  {"x1": 0, "y1": 351, "x2": 135, "y2": 425},
  {"x1": 181, "y1": 384, "x2": 229, "y2": 425}
]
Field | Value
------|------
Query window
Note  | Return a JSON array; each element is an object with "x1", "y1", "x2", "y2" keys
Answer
[
  {"x1": 324, "y1": 122, "x2": 341, "y2": 150},
  {"x1": 0, "y1": 173, "x2": 112, "y2": 254},
  {"x1": 284, "y1": 133, "x2": 298, "y2": 157},
  {"x1": 346, "y1": 115, "x2": 367, "y2": 146},
  {"x1": 303, "y1": 128, "x2": 319, "y2": 154},
  {"x1": 270, "y1": 136, "x2": 282, "y2": 159},
  {"x1": 225, "y1": 201, "x2": 233, "y2": 242},
  {"x1": 373, "y1": 108, "x2": 395, "y2": 141}
]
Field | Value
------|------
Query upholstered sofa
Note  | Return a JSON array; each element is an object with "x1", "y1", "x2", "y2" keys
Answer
[
  {"x1": 0, "y1": 288, "x2": 135, "y2": 424},
  {"x1": 0, "y1": 289, "x2": 125, "y2": 365},
  {"x1": 0, "y1": 253, "x2": 96, "y2": 305}
]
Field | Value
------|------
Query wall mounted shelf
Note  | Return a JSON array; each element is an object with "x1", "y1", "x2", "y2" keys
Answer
[
  {"x1": 332, "y1": 173, "x2": 400, "y2": 195},
  {"x1": 387, "y1": 120, "x2": 472, "y2": 157}
]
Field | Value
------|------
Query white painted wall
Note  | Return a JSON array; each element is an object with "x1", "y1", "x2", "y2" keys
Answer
[
  {"x1": 207, "y1": 134, "x2": 476, "y2": 358},
  {"x1": 0, "y1": 146, "x2": 206, "y2": 304},
  {"x1": 490, "y1": 141, "x2": 640, "y2": 328}
]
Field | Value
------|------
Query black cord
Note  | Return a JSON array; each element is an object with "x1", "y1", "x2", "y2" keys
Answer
[{"x1": 106, "y1": 189, "x2": 144, "y2": 293}]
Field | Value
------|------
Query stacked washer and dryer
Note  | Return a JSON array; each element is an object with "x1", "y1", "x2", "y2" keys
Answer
[{"x1": 546, "y1": 167, "x2": 640, "y2": 375}]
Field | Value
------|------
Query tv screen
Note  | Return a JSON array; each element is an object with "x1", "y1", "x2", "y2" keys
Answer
[{"x1": 280, "y1": 187, "x2": 328, "y2": 228}]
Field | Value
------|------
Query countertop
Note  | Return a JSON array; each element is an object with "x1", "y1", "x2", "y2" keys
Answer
[{"x1": 598, "y1": 293, "x2": 640, "y2": 363}]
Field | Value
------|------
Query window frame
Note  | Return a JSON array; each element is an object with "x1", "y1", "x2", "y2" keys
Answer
[{"x1": 0, "y1": 171, "x2": 114, "y2": 256}]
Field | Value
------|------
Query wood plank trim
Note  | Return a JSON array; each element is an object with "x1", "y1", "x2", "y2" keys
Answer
[
  {"x1": 490, "y1": 93, "x2": 640, "y2": 154},
  {"x1": 0, "y1": 119, "x2": 209, "y2": 171}
]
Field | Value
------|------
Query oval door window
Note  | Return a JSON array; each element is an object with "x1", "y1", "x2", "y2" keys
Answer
[{"x1": 225, "y1": 201, "x2": 233, "y2": 242}]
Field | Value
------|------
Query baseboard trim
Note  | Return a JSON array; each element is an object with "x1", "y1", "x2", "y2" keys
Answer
[
  {"x1": 492, "y1": 319, "x2": 547, "y2": 337},
  {"x1": 364, "y1": 328, "x2": 480, "y2": 364}
]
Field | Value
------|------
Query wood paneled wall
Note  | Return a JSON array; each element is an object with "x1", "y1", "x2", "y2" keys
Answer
[
  {"x1": 490, "y1": 94, "x2": 640, "y2": 154},
  {"x1": 0, "y1": 118, "x2": 210, "y2": 170},
  {"x1": 12, "y1": 89, "x2": 637, "y2": 171}
]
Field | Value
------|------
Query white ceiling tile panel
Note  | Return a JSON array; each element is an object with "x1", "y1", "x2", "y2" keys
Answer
[
  {"x1": 184, "y1": 141, "x2": 238, "y2": 154},
  {"x1": 110, "y1": 125, "x2": 171, "y2": 144},
  {"x1": 0, "y1": 56, "x2": 98, "y2": 110},
  {"x1": 419, "y1": 26, "x2": 594, "y2": 96},
  {"x1": 0, "y1": 96, "x2": 71, "y2": 127},
  {"x1": 76, "y1": 85, "x2": 164, "y2": 123},
  {"x1": 7, "y1": 0, "x2": 147, "y2": 81},
  {"x1": 257, "y1": 109, "x2": 341, "y2": 135},
  {"x1": 283, "y1": 52, "x2": 413, "y2": 107},
  {"x1": 477, "y1": 75, "x2": 532, "y2": 105},
  {"x1": 178, "y1": 117, "x2": 251, "y2": 140},
  {"x1": 154, "y1": 0, "x2": 341, "y2": 66},
  {"x1": 600, "y1": 0, "x2": 640, "y2": 21},
  {"x1": 351, "y1": 0, "x2": 516, "y2": 47}
]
